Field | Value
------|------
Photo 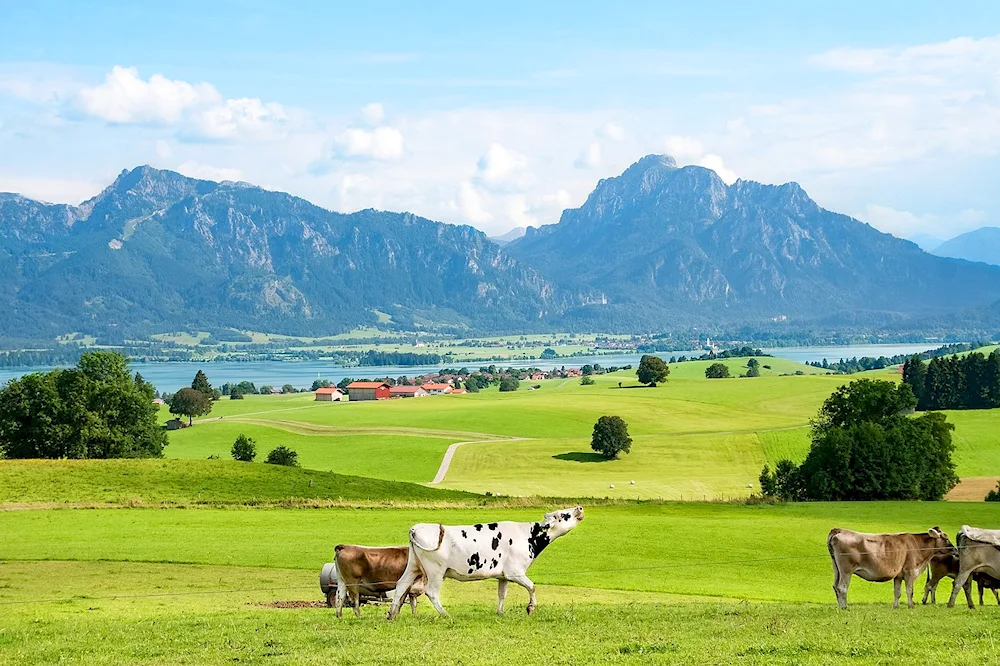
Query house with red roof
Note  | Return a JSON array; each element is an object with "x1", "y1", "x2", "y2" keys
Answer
[
  {"x1": 421, "y1": 382, "x2": 452, "y2": 395},
  {"x1": 346, "y1": 381, "x2": 391, "y2": 401},
  {"x1": 390, "y1": 385, "x2": 429, "y2": 398},
  {"x1": 314, "y1": 387, "x2": 345, "y2": 402}
]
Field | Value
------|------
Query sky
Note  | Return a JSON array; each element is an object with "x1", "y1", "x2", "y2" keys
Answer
[{"x1": 1, "y1": 1, "x2": 999, "y2": 246}]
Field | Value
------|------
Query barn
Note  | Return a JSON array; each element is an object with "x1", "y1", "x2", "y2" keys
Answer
[
  {"x1": 314, "y1": 387, "x2": 345, "y2": 402},
  {"x1": 346, "y1": 381, "x2": 391, "y2": 401},
  {"x1": 389, "y1": 385, "x2": 429, "y2": 398},
  {"x1": 421, "y1": 382, "x2": 452, "y2": 395}
]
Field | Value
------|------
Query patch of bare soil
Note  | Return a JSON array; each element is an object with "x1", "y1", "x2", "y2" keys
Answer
[
  {"x1": 946, "y1": 477, "x2": 1000, "y2": 501},
  {"x1": 256, "y1": 600, "x2": 330, "y2": 609}
]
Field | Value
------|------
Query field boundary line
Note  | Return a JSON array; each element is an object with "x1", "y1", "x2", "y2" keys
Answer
[
  {"x1": 206, "y1": 418, "x2": 505, "y2": 442},
  {"x1": 430, "y1": 438, "x2": 530, "y2": 485}
]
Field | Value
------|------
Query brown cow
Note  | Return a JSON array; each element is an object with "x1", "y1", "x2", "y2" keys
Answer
[
  {"x1": 334, "y1": 544, "x2": 426, "y2": 618},
  {"x1": 921, "y1": 550, "x2": 974, "y2": 605},
  {"x1": 828, "y1": 527, "x2": 955, "y2": 608}
]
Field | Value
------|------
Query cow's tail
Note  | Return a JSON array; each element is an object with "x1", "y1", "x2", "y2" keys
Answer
[
  {"x1": 408, "y1": 524, "x2": 446, "y2": 552},
  {"x1": 827, "y1": 529, "x2": 842, "y2": 589}
]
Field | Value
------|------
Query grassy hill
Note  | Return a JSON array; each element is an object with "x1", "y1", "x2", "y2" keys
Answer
[
  {"x1": 161, "y1": 358, "x2": 999, "y2": 499},
  {"x1": 0, "y1": 459, "x2": 479, "y2": 507}
]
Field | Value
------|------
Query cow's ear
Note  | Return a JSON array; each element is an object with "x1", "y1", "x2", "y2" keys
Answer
[{"x1": 929, "y1": 527, "x2": 941, "y2": 538}]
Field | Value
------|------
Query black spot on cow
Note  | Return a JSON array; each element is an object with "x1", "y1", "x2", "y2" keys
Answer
[
  {"x1": 468, "y1": 552, "x2": 483, "y2": 570},
  {"x1": 560, "y1": 513, "x2": 571, "y2": 521},
  {"x1": 461, "y1": 530, "x2": 467, "y2": 539},
  {"x1": 488, "y1": 523, "x2": 498, "y2": 530},
  {"x1": 528, "y1": 522, "x2": 551, "y2": 559},
  {"x1": 509, "y1": 538, "x2": 513, "y2": 545},
  {"x1": 491, "y1": 558, "x2": 498, "y2": 568},
  {"x1": 491, "y1": 535, "x2": 500, "y2": 550},
  {"x1": 474, "y1": 524, "x2": 484, "y2": 531},
  {"x1": 468, "y1": 568, "x2": 473, "y2": 574}
]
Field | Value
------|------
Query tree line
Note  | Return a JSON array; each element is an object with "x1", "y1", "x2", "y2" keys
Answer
[
  {"x1": 808, "y1": 341, "x2": 990, "y2": 375},
  {"x1": 902, "y1": 350, "x2": 1000, "y2": 411}
]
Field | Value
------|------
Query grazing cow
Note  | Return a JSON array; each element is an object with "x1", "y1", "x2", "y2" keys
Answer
[
  {"x1": 387, "y1": 506, "x2": 584, "y2": 619},
  {"x1": 334, "y1": 544, "x2": 426, "y2": 618},
  {"x1": 827, "y1": 527, "x2": 955, "y2": 608},
  {"x1": 921, "y1": 550, "x2": 974, "y2": 606},
  {"x1": 948, "y1": 525, "x2": 1000, "y2": 608}
]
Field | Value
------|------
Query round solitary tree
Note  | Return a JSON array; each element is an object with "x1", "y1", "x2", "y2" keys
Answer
[
  {"x1": 265, "y1": 445, "x2": 300, "y2": 467},
  {"x1": 705, "y1": 362, "x2": 732, "y2": 379},
  {"x1": 231, "y1": 434, "x2": 257, "y2": 462},
  {"x1": 591, "y1": 415, "x2": 632, "y2": 460},
  {"x1": 169, "y1": 387, "x2": 212, "y2": 425},
  {"x1": 636, "y1": 355, "x2": 670, "y2": 386}
]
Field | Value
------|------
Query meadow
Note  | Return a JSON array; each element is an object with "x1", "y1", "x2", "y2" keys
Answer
[
  {"x1": 4, "y1": 501, "x2": 1000, "y2": 665},
  {"x1": 163, "y1": 356, "x2": 999, "y2": 500}
]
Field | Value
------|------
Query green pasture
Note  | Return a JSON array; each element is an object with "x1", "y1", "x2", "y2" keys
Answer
[
  {"x1": 167, "y1": 422, "x2": 457, "y2": 483},
  {"x1": 0, "y1": 459, "x2": 475, "y2": 507},
  {"x1": 170, "y1": 361, "x2": 999, "y2": 499}
]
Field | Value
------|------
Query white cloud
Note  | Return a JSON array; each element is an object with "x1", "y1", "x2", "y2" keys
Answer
[
  {"x1": 175, "y1": 162, "x2": 244, "y2": 182},
  {"x1": 811, "y1": 35, "x2": 1000, "y2": 74},
  {"x1": 335, "y1": 126, "x2": 404, "y2": 161},
  {"x1": 155, "y1": 140, "x2": 173, "y2": 159},
  {"x1": 664, "y1": 135, "x2": 738, "y2": 184},
  {"x1": 456, "y1": 181, "x2": 492, "y2": 224},
  {"x1": 0, "y1": 174, "x2": 102, "y2": 204},
  {"x1": 574, "y1": 142, "x2": 602, "y2": 169},
  {"x1": 861, "y1": 203, "x2": 988, "y2": 239},
  {"x1": 74, "y1": 66, "x2": 286, "y2": 140},
  {"x1": 361, "y1": 102, "x2": 385, "y2": 125},
  {"x1": 474, "y1": 142, "x2": 532, "y2": 190},
  {"x1": 597, "y1": 121, "x2": 626, "y2": 141}
]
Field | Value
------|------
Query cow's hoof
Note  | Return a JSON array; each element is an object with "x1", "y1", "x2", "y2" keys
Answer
[{"x1": 526, "y1": 606, "x2": 535, "y2": 616}]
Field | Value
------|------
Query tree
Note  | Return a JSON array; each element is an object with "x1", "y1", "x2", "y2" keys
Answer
[
  {"x1": 0, "y1": 351, "x2": 167, "y2": 459},
  {"x1": 986, "y1": 482, "x2": 1000, "y2": 502},
  {"x1": 705, "y1": 363, "x2": 731, "y2": 379},
  {"x1": 580, "y1": 375, "x2": 596, "y2": 386},
  {"x1": 499, "y1": 376, "x2": 520, "y2": 392},
  {"x1": 169, "y1": 387, "x2": 212, "y2": 425},
  {"x1": 902, "y1": 355, "x2": 928, "y2": 408},
  {"x1": 311, "y1": 379, "x2": 332, "y2": 391},
  {"x1": 231, "y1": 434, "x2": 257, "y2": 462},
  {"x1": 590, "y1": 415, "x2": 632, "y2": 460},
  {"x1": 636, "y1": 355, "x2": 670, "y2": 386},
  {"x1": 812, "y1": 379, "x2": 916, "y2": 436},
  {"x1": 281, "y1": 384, "x2": 295, "y2": 394},
  {"x1": 759, "y1": 464, "x2": 778, "y2": 497},
  {"x1": 230, "y1": 388, "x2": 244, "y2": 400},
  {"x1": 266, "y1": 445, "x2": 299, "y2": 467},
  {"x1": 581, "y1": 364, "x2": 594, "y2": 375},
  {"x1": 746, "y1": 363, "x2": 760, "y2": 378},
  {"x1": 191, "y1": 370, "x2": 213, "y2": 399},
  {"x1": 540, "y1": 348, "x2": 558, "y2": 359},
  {"x1": 337, "y1": 377, "x2": 354, "y2": 391},
  {"x1": 452, "y1": 380, "x2": 464, "y2": 391},
  {"x1": 747, "y1": 358, "x2": 760, "y2": 369},
  {"x1": 465, "y1": 378, "x2": 480, "y2": 393}
]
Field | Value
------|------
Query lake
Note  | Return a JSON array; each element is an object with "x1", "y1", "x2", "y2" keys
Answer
[{"x1": 0, "y1": 344, "x2": 942, "y2": 392}]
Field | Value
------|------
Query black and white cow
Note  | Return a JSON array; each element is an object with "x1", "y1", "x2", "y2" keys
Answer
[{"x1": 386, "y1": 506, "x2": 584, "y2": 619}]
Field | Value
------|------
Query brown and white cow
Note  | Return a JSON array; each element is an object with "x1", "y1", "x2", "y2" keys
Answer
[
  {"x1": 828, "y1": 527, "x2": 955, "y2": 608},
  {"x1": 334, "y1": 544, "x2": 426, "y2": 618},
  {"x1": 948, "y1": 525, "x2": 1000, "y2": 608}
]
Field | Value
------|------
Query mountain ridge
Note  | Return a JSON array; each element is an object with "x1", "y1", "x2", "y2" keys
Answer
[{"x1": 933, "y1": 226, "x2": 1000, "y2": 266}]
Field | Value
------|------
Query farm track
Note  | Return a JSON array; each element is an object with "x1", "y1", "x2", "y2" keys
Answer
[
  {"x1": 430, "y1": 437, "x2": 531, "y2": 485},
  {"x1": 213, "y1": 417, "x2": 504, "y2": 442}
]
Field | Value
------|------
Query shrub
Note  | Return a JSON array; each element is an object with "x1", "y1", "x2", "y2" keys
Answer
[
  {"x1": 265, "y1": 445, "x2": 299, "y2": 467},
  {"x1": 705, "y1": 363, "x2": 731, "y2": 379},
  {"x1": 230, "y1": 388, "x2": 244, "y2": 400},
  {"x1": 580, "y1": 375, "x2": 596, "y2": 386},
  {"x1": 591, "y1": 415, "x2": 632, "y2": 460},
  {"x1": 499, "y1": 376, "x2": 520, "y2": 392},
  {"x1": 986, "y1": 482, "x2": 1000, "y2": 502},
  {"x1": 231, "y1": 434, "x2": 257, "y2": 462}
]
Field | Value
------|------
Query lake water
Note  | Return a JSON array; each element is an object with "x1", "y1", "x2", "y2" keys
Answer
[{"x1": 0, "y1": 344, "x2": 943, "y2": 392}]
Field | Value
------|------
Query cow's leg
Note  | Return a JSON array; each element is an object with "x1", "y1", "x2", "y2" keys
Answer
[
  {"x1": 992, "y1": 587, "x2": 999, "y2": 604},
  {"x1": 422, "y1": 574, "x2": 448, "y2": 617},
  {"x1": 948, "y1": 569, "x2": 974, "y2": 608},
  {"x1": 497, "y1": 579, "x2": 509, "y2": 615},
  {"x1": 833, "y1": 568, "x2": 851, "y2": 609},
  {"x1": 905, "y1": 576, "x2": 916, "y2": 609},
  {"x1": 892, "y1": 578, "x2": 902, "y2": 609},
  {"x1": 978, "y1": 580, "x2": 984, "y2": 606},
  {"x1": 335, "y1": 582, "x2": 346, "y2": 619},
  {"x1": 408, "y1": 592, "x2": 418, "y2": 615},
  {"x1": 508, "y1": 573, "x2": 537, "y2": 615},
  {"x1": 387, "y1": 557, "x2": 421, "y2": 620},
  {"x1": 351, "y1": 584, "x2": 362, "y2": 618}
]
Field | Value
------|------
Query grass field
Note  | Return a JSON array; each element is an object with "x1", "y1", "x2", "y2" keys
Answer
[
  {"x1": 169, "y1": 361, "x2": 1000, "y2": 500},
  {"x1": 4, "y1": 502, "x2": 1000, "y2": 664}
]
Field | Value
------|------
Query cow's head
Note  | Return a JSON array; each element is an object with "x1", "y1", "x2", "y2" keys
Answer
[
  {"x1": 928, "y1": 526, "x2": 957, "y2": 555},
  {"x1": 543, "y1": 506, "x2": 584, "y2": 539}
]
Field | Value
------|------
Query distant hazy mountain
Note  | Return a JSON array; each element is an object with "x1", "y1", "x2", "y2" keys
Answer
[
  {"x1": 4, "y1": 159, "x2": 1000, "y2": 340},
  {"x1": 0, "y1": 167, "x2": 564, "y2": 338},
  {"x1": 488, "y1": 226, "x2": 526, "y2": 245},
  {"x1": 507, "y1": 155, "x2": 1000, "y2": 328},
  {"x1": 908, "y1": 232, "x2": 947, "y2": 252},
  {"x1": 933, "y1": 227, "x2": 1000, "y2": 266}
]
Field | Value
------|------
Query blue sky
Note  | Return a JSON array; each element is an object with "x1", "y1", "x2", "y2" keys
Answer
[{"x1": 2, "y1": 1, "x2": 999, "y2": 244}]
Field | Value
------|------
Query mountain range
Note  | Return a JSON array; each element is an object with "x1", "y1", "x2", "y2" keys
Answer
[
  {"x1": 932, "y1": 226, "x2": 1000, "y2": 266},
  {"x1": 2, "y1": 155, "x2": 999, "y2": 339}
]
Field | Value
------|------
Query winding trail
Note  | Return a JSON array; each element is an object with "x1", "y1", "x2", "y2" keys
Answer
[{"x1": 430, "y1": 437, "x2": 529, "y2": 485}]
